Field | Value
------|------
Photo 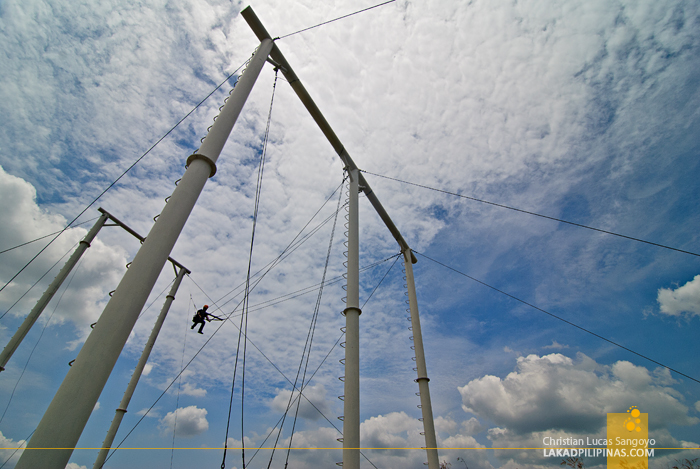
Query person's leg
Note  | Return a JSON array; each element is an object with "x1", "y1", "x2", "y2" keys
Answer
[{"x1": 198, "y1": 322, "x2": 205, "y2": 333}]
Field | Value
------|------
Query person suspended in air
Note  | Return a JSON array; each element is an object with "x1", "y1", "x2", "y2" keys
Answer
[{"x1": 191, "y1": 305, "x2": 215, "y2": 334}]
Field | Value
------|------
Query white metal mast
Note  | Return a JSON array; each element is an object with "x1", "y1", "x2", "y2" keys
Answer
[
  {"x1": 15, "y1": 38, "x2": 274, "y2": 469},
  {"x1": 93, "y1": 264, "x2": 189, "y2": 469}
]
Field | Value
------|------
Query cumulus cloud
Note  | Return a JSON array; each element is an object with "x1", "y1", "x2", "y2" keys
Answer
[
  {"x1": 269, "y1": 384, "x2": 331, "y2": 421},
  {"x1": 658, "y1": 275, "x2": 700, "y2": 318},
  {"x1": 459, "y1": 353, "x2": 698, "y2": 435},
  {"x1": 0, "y1": 431, "x2": 26, "y2": 467},
  {"x1": 159, "y1": 405, "x2": 209, "y2": 437},
  {"x1": 0, "y1": 166, "x2": 127, "y2": 331}
]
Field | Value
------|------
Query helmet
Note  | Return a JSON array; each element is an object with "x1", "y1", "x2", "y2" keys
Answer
[{"x1": 203, "y1": 305, "x2": 209, "y2": 309}]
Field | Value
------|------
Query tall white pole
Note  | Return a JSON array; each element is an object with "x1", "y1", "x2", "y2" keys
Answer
[
  {"x1": 403, "y1": 249, "x2": 439, "y2": 469},
  {"x1": 15, "y1": 38, "x2": 274, "y2": 469},
  {"x1": 93, "y1": 265, "x2": 188, "y2": 469},
  {"x1": 0, "y1": 212, "x2": 110, "y2": 372},
  {"x1": 343, "y1": 168, "x2": 361, "y2": 469}
]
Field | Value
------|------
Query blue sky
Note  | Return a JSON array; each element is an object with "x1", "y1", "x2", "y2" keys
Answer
[{"x1": 1, "y1": 0, "x2": 699, "y2": 468}]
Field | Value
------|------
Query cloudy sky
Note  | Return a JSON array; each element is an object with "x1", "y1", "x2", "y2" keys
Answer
[{"x1": 1, "y1": 0, "x2": 699, "y2": 468}]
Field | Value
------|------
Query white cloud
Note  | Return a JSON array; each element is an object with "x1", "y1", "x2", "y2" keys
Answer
[
  {"x1": 65, "y1": 464, "x2": 88, "y2": 469},
  {"x1": 658, "y1": 275, "x2": 700, "y2": 318},
  {"x1": 159, "y1": 405, "x2": 209, "y2": 437},
  {"x1": 269, "y1": 384, "x2": 331, "y2": 421},
  {"x1": 459, "y1": 353, "x2": 699, "y2": 435},
  {"x1": 0, "y1": 431, "x2": 26, "y2": 467},
  {"x1": 543, "y1": 341, "x2": 569, "y2": 350},
  {"x1": 0, "y1": 166, "x2": 127, "y2": 333}
]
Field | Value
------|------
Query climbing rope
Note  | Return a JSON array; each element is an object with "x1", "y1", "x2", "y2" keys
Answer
[
  {"x1": 265, "y1": 169, "x2": 344, "y2": 468},
  {"x1": 283, "y1": 175, "x2": 344, "y2": 467},
  {"x1": 221, "y1": 68, "x2": 279, "y2": 469}
]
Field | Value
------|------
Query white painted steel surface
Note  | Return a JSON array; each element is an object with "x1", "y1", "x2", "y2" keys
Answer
[
  {"x1": 343, "y1": 168, "x2": 361, "y2": 469},
  {"x1": 404, "y1": 249, "x2": 439, "y2": 469}
]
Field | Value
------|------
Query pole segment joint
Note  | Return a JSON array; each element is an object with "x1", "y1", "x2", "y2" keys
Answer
[{"x1": 186, "y1": 153, "x2": 217, "y2": 177}]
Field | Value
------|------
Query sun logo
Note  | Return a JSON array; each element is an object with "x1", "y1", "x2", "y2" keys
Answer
[{"x1": 624, "y1": 406, "x2": 642, "y2": 432}]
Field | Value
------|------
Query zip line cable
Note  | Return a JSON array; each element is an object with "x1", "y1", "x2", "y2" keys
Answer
[
  {"x1": 98, "y1": 187, "x2": 391, "y2": 462},
  {"x1": 276, "y1": 0, "x2": 396, "y2": 40},
  {"x1": 0, "y1": 256, "x2": 86, "y2": 424},
  {"x1": 361, "y1": 170, "x2": 700, "y2": 258},
  {"x1": 416, "y1": 251, "x2": 700, "y2": 385},
  {"x1": 213, "y1": 196, "x2": 348, "y2": 313},
  {"x1": 0, "y1": 217, "x2": 99, "y2": 255},
  {"x1": 103, "y1": 253, "x2": 397, "y2": 468},
  {"x1": 0, "y1": 58, "x2": 250, "y2": 295}
]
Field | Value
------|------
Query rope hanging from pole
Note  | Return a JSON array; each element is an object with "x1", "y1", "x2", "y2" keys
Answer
[{"x1": 221, "y1": 68, "x2": 279, "y2": 469}]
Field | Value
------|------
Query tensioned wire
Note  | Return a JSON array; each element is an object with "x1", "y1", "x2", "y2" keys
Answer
[
  {"x1": 416, "y1": 251, "x2": 700, "y2": 385},
  {"x1": 193, "y1": 254, "x2": 401, "y2": 469},
  {"x1": 98, "y1": 254, "x2": 397, "y2": 468},
  {"x1": 0, "y1": 217, "x2": 99, "y2": 255},
  {"x1": 0, "y1": 240, "x2": 80, "y2": 322},
  {"x1": 361, "y1": 170, "x2": 700, "y2": 258},
  {"x1": 95, "y1": 179, "x2": 363, "y2": 466},
  {"x1": 276, "y1": 0, "x2": 396, "y2": 40}
]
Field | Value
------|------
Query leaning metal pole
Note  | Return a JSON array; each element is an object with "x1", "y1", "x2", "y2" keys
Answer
[
  {"x1": 403, "y1": 249, "x2": 439, "y2": 468},
  {"x1": 241, "y1": 7, "x2": 438, "y2": 468},
  {"x1": 0, "y1": 211, "x2": 109, "y2": 372},
  {"x1": 343, "y1": 168, "x2": 361, "y2": 469},
  {"x1": 93, "y1": 264, "x2": 189, "y2": 469},
  {"x1": 15, "y1": 38, "x2": 274, "y2": 469}
]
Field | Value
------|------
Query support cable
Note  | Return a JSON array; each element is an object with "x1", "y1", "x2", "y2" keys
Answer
[
  {"x1": 222, "y1": 69, "x2": 279, "y2": 469},
  {"x1": 274, "y1": 175, "x2": 343, "y2": 469},
  {"x1": 0, "y1": 59, "x2": 250, "y2": 294},
  {"x1": 102, "y1": 253, "x2": 396, "y2": 468},
  {"x1": 97, "y1": 194, "x2": 386, "y2": 467},
  {"x1": 214, "y1": 198, "x2": 347, "y2": 312},
  {"x1": 416, "y1": 251, "x2": 700, "y2": 385},
  {"x1": 277, "y1": 0, "x2": 396, "y2": 40},
  {"x1": 0, "y1": 256, "x2": 85, "y2": 424},
  {"x1": 361, "y1": 170, "x2": 700, "y2": 258},
  {"x1": 0, "y1": 217, "x2": 98, "y2": 255},
  {"x1": 0, "y1": 241, "x2": 80, "y2": 322}
]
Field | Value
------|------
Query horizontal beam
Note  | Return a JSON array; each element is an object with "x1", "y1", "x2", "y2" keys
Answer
[
  {"x1": 240, "y1": 6, "x2": 416, "y2": 263},
  {"x1": 97, "y1": 207, "x2": 191, "y2": 273}
]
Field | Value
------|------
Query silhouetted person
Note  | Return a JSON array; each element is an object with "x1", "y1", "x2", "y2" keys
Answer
[{"x1": 191, "y1": 305, "x2": 213, "y2": 334}]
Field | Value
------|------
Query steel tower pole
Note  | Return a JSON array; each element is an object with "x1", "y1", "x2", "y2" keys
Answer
[
  {"x1": 93, "y1": 264, "x2": 188, "y2": 469},
  {"x1": 403, "y1": 249, "x2": 439, "y2": 469},
  {"x1": 15, "y1": 38, "x2": 274, "y2": 469},
  {"x1": 0, "y1": 211, "x2": 110, "y2": 372},
  {"x1": 343, "y1": 168, "x2": 361, "y2": 469}
]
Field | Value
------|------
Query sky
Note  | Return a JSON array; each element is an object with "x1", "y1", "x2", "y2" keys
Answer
[{"x1": 1, "y1": 0, "x2": 699, "y2": 468}]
